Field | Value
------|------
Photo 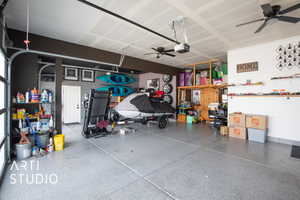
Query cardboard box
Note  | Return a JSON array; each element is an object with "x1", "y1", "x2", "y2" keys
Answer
[
  {"x1": 229, "y1": 127, "x2": 246, "y2": 139},
  {"x1": 220, "y1": 126, "x2": 229, "y2": 136},
  {"x1": 229, "y1": 113, "x2": 246, "y2": 127},
  {"x1": 246, "y1": 115, "x2": 268, "y2": 130}
]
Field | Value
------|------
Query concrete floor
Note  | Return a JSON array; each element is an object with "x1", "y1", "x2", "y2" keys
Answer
[{"x1": 1, "y1": 122, "x2": 300, "y2": 200}]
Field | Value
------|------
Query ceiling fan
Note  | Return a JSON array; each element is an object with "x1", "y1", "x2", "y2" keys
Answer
[
  {"x1": 236, "y1": 2, "x2": 300, "y2": 33},
  {"x1": 144, "y1": 47, "x2": 175, "y2": 59}
]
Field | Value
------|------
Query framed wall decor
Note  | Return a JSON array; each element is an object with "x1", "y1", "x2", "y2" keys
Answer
[
  {"x1": 237, "y1": 62, "x2": 258, "y2": 73},
  {"x1": 81, "y1": 69, "x2": 95, "y2": 82},
  {"x1": 146, "y1": 78, "x2": 160, "y2": 91},
  {"x1": 64, "y1": 67, "x2": 79, "y2": 81}
]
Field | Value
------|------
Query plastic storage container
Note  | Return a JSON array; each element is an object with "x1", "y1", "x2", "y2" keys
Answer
[
  {"x1": 248, "y1": 128, "x2": 267, "y2": 143},
  {"x1": 184, "y1": 71, "x2": 193, "y2": 86},
  {"x1": 186, "y1": 115, "x2": 194, "y2": 124},
  {"x1": 36, "y1": 132, "x2": 50, "y2": 148},
  {"x1": 179, "y1": 73, "x2": 185, "y2": 86}
]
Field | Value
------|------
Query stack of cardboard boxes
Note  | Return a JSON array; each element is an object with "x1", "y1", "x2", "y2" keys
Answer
[
  {"x1": 229, "y1": 113, "x2": 246, "y2": 139},
  {"x1": 229, "y1": 112, "x2": 268, "y2": 143}
]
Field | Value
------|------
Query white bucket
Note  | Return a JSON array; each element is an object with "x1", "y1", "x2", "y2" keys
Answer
[{"x1": 16, "y1": 143, "x2": 32, "y2": 160}]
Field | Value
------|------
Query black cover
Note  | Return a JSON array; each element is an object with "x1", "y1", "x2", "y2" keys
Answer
[
  {"x1": 291, "y1": 145, "x2": 300, "y2": 159},
  {"x1": 82, "y1": 89, "x2": 110, "y2": 133},
  {"x1": 130, "y1": 94, "x2": 175, "y2": 114}
]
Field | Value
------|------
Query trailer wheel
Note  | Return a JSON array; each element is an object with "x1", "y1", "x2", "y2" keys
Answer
[
  {"x1": 110, "y1": 110, "x2": 120, "y2": 122},
  {"x1": 158, "y1": 116, "x2": 168, "y2": 129},
  {"x1": 162, "y1": 74, "x2": 172, "y2": 83},
  {"x1": 163, "y1": 95, "x2": 173, "y2": 104},
  {"x1": 105, "y1": 125, "x2": 113, "y2": 134},
  {"x1": 141, "y1": 118, "x2": 148, "y2": 125},
  {"x1": 163, "y1": 84, "x2": 173, "y2": 94}
]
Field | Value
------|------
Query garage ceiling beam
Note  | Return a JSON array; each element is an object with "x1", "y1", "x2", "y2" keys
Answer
[{"x1": 7, "y1": 29, "x2": 181, "y2": 75}]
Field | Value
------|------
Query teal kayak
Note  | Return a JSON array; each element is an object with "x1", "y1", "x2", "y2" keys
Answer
[
  {"x1": 96, "y1": 74, "x2": 135, "y2": 85},
  {"x1": 96, "y1": 86, "x2": 135, "y2": 96}
]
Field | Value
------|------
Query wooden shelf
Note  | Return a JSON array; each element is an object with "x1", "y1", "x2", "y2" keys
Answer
[
  {"x1": 177, "y1": 84, "x2": 227, "y2": 90},
  {"x1": 13, "y1": 102, "x2": 53, "y2": 105}
]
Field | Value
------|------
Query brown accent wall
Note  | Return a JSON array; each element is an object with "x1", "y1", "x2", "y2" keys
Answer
[{"x1": 8, "y1": 29, "x2": 180, "y2": 75}]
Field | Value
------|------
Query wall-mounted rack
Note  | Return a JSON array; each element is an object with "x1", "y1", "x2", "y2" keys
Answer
[
  {"x1": 271, "y1": 74, "x2": 300, "y2": 80},
  {"x1": 227, "y1": 82, "x2": 264, "y2": 87}
]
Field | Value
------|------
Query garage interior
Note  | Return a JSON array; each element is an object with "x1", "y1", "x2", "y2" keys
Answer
[{"x1": 0, "y1": 0, "x2": 300, "y2": 199}]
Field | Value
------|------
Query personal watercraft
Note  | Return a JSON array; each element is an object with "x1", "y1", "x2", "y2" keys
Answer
[{"x1": 113, "y1": 92, "x2": 175, "y2": 129}]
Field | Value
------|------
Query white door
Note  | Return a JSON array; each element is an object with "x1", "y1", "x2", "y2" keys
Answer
[{"x1": 62, "y1": 85, "x2": 81, "y2": 123}]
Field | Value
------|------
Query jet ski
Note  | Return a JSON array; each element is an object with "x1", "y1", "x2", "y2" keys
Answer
[{"x1": 113, "y1": 92, "x2": 175, "y2": 129}]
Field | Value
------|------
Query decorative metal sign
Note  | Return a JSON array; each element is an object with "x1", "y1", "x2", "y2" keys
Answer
[
  {"x1": 276, "y1": 41, "x2": 300, "y2": 71},
  {"x1": 237, "y1": 62, "x2": 258, "y2": 73}
]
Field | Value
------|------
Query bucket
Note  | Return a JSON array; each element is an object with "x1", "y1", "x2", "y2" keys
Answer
[
  {"x1": 28, "y1": 134, "x2": 35, "y2": 146},
  {"x1": 36, "y1": 132, "x2": 50, "y2": 148},
  {"x1": 16, "y1": 143, "x2": 32, "y2": 160},
  {"x1": 54, "y1": 134, "x2": 65, "y2": 151}
]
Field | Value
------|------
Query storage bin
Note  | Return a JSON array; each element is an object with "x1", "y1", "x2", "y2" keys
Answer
[
  {"x1": 54, "y1": 134, "x2": 65, "y2": 151},
  {"x1": 177, "y1": 114, "x2": 186, "y2": 123},
  {"x1": 186, "y1": 115, "x2": 194, "y2": 124},
  {"x1": 248, "y1": 128, "x2": 267, "y2": 143},
  {"x1": 184, "y1": 71, "x2": 192, "y2": 86},
  {"x1": 179, "y1": 73, "x2": 185, "y2": 86},
  {"x1": 36, "y1": 132, "x2": 50, "y2": 148}
]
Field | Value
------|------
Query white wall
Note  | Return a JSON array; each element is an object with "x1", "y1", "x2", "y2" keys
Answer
[
  {"x1": 138, "y1": 72, "x2": 176, "y2": 107},
  {"x1": 228, "y1": 35, "x2": 300, "y2": 143}
]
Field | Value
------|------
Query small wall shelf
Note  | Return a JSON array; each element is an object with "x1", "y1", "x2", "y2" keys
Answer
[
  {"x1": 229, "y1": 95, "x2": 300, "y2": 98},
  {"x1": 227, "y1": 82, "x2": 264, "y2": 87},
  {"x1": 177, "y1": 84, "x2": 227, "y2": 90},
  {"x1": 271, "y1": 74, "x2": 300, "y2": 80}
]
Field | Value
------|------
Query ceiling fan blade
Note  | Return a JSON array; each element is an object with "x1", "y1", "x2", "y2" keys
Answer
[
  {"x1": 151, "y1": 48, "x2": 159, "y2": 52},
  {"x1": 278, "y1": 3, "x2": 300, "y2": 15},
  {"x1": 275, "y1": 16, "x2": 300, "y2": 23},
  {"x1": 261, "y1": 3, "x2": 274, "y2": 16},
  {"x1": 163, "y1": 49, "x2": 175, "y2": 53},
  {"x1": 236, "y1": 18, "x2": 265, "y2": 27},
  {"x1": 144, "y1": 53, "x2": 157, "y2": 56},
  {"x1": 163, "y1": 52, "x2": 176, "y2": 57},
  {"x1": 254, "y1": 20, "x2": 268, "y2": 33}
]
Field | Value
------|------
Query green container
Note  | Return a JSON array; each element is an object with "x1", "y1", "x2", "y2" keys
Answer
[{"x1": 186, "y1": 115, "x2": 194, "y2": 124}]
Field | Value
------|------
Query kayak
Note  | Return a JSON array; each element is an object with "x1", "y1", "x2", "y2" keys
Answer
[
  {"x1": 96, "y1": 86, "x2": 135, "y2": 96},
  {"x1": 96, "y1": 74, "x2": 135, "y2": 85}
]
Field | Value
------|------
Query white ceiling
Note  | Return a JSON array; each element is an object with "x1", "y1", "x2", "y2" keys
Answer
[{"x1": 4, "y1": 0, "x2": 300, "y2": 68}]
